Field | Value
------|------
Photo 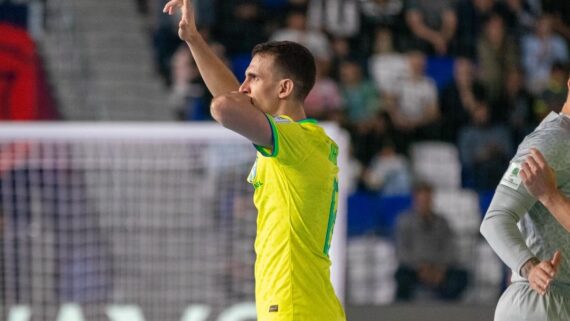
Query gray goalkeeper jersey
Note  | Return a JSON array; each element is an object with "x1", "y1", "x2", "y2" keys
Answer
[{"x1": 481, "y1": 112, "x2": 570, "y2": 285}]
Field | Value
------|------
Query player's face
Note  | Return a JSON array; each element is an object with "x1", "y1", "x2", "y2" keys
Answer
[{"x1": 239, "y1": 54, "x2": 281, "y2": 115}]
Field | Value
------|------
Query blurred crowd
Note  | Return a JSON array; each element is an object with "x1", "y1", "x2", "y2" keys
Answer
[{"x1": 138, "y1": 0, "x2": 570, "y2": 193}]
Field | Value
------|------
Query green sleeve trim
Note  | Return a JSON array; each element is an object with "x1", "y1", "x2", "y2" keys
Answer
[
  {"x1": 254, "y1": 114, "x2": 279, "y2": 158},
  {"x1": 323, "y1": 177, "x2": 339, "y2": 256}
]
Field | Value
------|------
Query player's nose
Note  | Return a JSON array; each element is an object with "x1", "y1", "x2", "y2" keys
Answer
[{"x1": 239, "y1": 81, "x2": 250, "y2": 94}]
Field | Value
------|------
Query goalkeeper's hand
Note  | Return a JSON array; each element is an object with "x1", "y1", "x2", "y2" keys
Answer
[
  {"x1": 163, "y1": 0, "x2": 198, "y2": 42},
  {"x1": 526, "y1": 251, "x2": 562, "y2": 296}
]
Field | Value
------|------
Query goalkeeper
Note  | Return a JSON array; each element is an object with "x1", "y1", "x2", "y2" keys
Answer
[
  {"x1": 164, "y1": 1, "x2": 346, "y2": 320},
  {"x1": 480, "y1": 78, "x2": 570, "y2": 320}
]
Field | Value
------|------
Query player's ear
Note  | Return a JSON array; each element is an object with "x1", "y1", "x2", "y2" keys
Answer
[{"x1": 278, "y1": 79, "x2": 294, "y2": 99}]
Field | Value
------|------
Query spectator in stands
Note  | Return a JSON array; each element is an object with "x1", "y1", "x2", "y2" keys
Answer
[
  {"x1": 522, "y1": 14, "x2": 569, "y2": 95},
  {"x1": 151, "y1": 0, "x2": 231, "y2": 83},
  {"x1": 542, "y1": 0, "x2": 570, "y2": 43},
  {"x1": 152, "y1": 0, "x2": 183, "y2": 82},
  {"x1": 440, "y1": 57, "x2": 485, "y2": 142},
  {"x1": 339, "y1": 59, "x2": 383, "y2": 125},
  {"x1": 368, "y1": 28, "x2": 410, "y2": 96},
  {"x1": 307, "y1": 0, "x2": 360, "y2": 38},
  {"x1": 348, "y1": 111, "x2": 395, "y2": 172},
  {"x1": 363, "y1": 142, "x2": 412, "y2": 196},
  {"x1": 358, "y1": 0, "x2": 404, "y2": 55},
  {"x1": 477, "y1": 13, "x2": 519, "y2": 107},
  {"x1": 360, "y1": 0, "x2": 404, "y2": 31},
  {"x1": 496, "y1": 66, "x2": 535, "y2": 143},
  {"x1": 404, "y1": 0, "x2": 457, "y2": 55},
  {"x1": 533, "y1": 62, "x2": 569, "y2": 121},
  {"x1": 458, "y1": 96, "x2": 514, "y2": 190},
  {"x1": 394, "y1": 181, "x2": 468, "y2": 301},
  {"x1": 338, "y1": 58, "x2": 389, "y2": 165},
  {"x1": 304, "y1": 59, "x2": 343, "y2": 121},
  {"x1": 215, "y1": 0, "x2": 267, "y2": 55},
  {"x1": 386, "y1": 50, "x2": 440, "y2": 153},
  {"x1": 500, "y1": 0, "x2": 540, "y2": 37},
  {"x1": 329, "y1": 36, "x2": 352, "y2": 80},
  {"x1": 456, "y1": 0, "x2": 501, "y2": 58},
  {"x1": 338, "y1": 57, "x2": 393, "y2": 166},
  {"x1": 167, "y1": 45, "x2": 212, "y2": 120},
  {"x1": 270, "y1": 9, "x2": 332, "y2": 61}
]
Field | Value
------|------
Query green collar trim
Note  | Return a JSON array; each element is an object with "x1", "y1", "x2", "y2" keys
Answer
[
  {"x1": 274, "y1": 115, "x2": 318, "y2": 124},
  {"x1": 298, "y1": 118, "x2": 318, "y2": 124}
]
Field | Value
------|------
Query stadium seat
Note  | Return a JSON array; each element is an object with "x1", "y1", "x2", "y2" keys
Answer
[
  {"x1": 467, "y1": 240, "x2": 504, "y2": 303},
  {"x1": 377, "y1": 194, "x2": 412, "y2": 237},
  {"x1": 426, "y1": 56, "x2": 455, "y2": 92},
  {"x1": 410, "y1": 141, "x2": 461, "y2": 190},
  {"x1": 478, "y1": 190, "x2": 495, "y2": 217},
  {"x1": 347, "y1": 193, "x2": 411, "y2": 237},
  {"x1": 433, "y1": 189, "x2": 482, "y2": 267},
  {"x1": 347, "y1": 193, "x2": 381, "y2": 236},
  {"x1": 347, "y1": 236, "x2": 397, "y2": 304},
  {"x1": 433, "y1": 189, "x2": 481, "y2": 233}
]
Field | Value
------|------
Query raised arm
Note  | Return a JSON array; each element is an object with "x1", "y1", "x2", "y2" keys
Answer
[
  {"x1": 163, "y1": 0, "x2": 272, "y2": 148},
  {"x1": 164, "y1": 0, "x2": 240, "y2": 96},
  {"x1": 521, "y1": 148, "x2": 570, "y2": 232}
]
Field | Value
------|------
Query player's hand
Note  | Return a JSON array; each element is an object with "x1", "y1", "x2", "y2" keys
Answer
[
  {"x1": 528, "y1": 251, "x2": 562, "y2": 295},
  {"x1": 521, "y1": 148, "x2": 558, "y2": 203},
  {"x1": 163, "y1": 0, "x2": 198, "y2": 42}
]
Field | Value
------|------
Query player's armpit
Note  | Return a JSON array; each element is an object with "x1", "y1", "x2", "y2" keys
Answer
[{"x1": 210, "y1": 93, "x2": 273, "y2": 148}]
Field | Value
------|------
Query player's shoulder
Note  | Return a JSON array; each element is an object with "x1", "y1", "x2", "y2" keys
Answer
[{"x1": 514, "y1": 113, "x2": 570, "y2": 167}]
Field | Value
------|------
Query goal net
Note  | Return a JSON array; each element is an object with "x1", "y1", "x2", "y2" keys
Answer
[{"x1": 0, "y1": 123, "x2": 348, "y2": 321}]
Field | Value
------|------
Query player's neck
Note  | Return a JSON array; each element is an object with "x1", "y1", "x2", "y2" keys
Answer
[
  {"x1": 274, "y1": 101, "x2": 307, "y2": 122},
  {"x1": 562, "y1": 103, "x2": 570, "y2": 116}
]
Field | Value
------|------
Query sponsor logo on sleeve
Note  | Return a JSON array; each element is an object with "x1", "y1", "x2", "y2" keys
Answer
[{"x1": 500, "y1": 162, "x2": 522, "y2": 190}]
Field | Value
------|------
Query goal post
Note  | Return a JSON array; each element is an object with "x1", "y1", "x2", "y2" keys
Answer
[{"x1": 0, "y1": 122, "x2": 348, "y2": 321}]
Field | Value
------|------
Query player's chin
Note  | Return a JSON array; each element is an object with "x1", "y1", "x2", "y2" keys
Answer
[{"x1": 250, "y1": 98, "x2": 260, "y2": 109}]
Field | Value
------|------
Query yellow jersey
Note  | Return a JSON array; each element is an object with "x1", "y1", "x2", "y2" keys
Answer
[{"x1": 247, "y1": 115, "x2": 346, "y2": 321}]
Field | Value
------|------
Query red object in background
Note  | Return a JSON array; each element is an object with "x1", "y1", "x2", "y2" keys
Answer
[{"x1": 0, "y1": 23, "x2": 39, "y2": 120}]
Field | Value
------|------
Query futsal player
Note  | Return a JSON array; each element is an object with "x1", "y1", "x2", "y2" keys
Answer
[
  {"x1": 163, "y1": 1, "x2": 346, "y2": 320},
  {"x1": 480, "y1": 78, "x2": 570, "y2": 320}
]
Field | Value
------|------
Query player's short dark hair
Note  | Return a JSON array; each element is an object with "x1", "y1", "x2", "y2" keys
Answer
[{"x1": 252, "y1": 41, "x2": 316, "y2": 101}]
